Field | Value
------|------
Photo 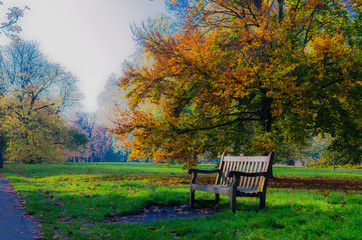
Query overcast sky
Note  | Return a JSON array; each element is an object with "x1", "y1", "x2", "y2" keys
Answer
[{"x1": 1, "y1": 0, "x2": 167, "y2": 112}]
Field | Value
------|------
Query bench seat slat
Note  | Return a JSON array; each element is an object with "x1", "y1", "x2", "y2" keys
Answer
[{"x1": 191, "y1": 184, "x2": 262, "y2": 196}]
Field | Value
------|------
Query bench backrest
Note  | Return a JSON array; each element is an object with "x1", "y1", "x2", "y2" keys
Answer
[{"x1": 216, "y1": 152, "x2": 273, "y2": 191}]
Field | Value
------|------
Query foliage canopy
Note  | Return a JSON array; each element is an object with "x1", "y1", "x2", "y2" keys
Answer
[
  {"x1": 112, "y1": 0, "x2": 361, "y2": 166},
  {"x1": 0, "y1": 40, "x2": 85, "y2": 163}
]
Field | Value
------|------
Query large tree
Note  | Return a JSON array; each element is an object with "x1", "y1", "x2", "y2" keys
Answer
[
  {"x1": 0, "y1": 40, "x2": 84, "y2": 163},
  {"x1": 112, "y1": 0, "x2": 361, "y2": 166},
  {"x1": 0, "y1": 40, "x2": 80, "y2": 111},
  {"x1": 0, "y1": 96, "x2": 86, "y2": 163}
]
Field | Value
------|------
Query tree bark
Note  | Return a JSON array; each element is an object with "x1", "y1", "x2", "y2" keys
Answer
[
  {"x1": 261, "y1": 89, "x2": 274, "y2": 177},
  {"x1": 0, "y1": 152, "x2": 4, "y2": 168}
]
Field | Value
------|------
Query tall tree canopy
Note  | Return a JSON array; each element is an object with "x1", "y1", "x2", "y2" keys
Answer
[
  {"x1": 0, "y1": 40, "x2": 80, "y2": 110},
  {"x1": 112, "y1": 0, "x2": 361, "y2": 166},
  {"x1": 0, "y1": 40, "x2": 85, "y2": 163},
  {"x1": 0, "y1": 96, "x2": 86, "y2": 163}
]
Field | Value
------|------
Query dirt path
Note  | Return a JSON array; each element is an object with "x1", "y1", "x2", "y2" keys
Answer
[{"x1": 0, "y1": 173, "x2": 42, "y2": 240}]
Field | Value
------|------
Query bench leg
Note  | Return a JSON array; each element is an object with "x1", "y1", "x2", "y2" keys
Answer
[
  {"x1": 230, "y1": 194, "x2": 236, "y2": 213},
  {"x1": 190, "y1": 189, "x2": 195, "y2": 208},
  {"x1": 214, "y1": 193, "x2": 219, "y2": 205},
  {"x1": 259, "y1": 194, "x2": 266, "y2": 209}
]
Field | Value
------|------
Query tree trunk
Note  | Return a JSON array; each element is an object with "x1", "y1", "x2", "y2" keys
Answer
[
  {"x1": 261, "y1": 90, "x2": 274, "y2": 178},
  {"x1": 0, "y1": 152, "x2": 3, "y2": 168}
]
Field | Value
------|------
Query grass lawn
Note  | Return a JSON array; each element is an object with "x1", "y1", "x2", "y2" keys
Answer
[{"x1": 1, "y1": 163, "x2": 361, "y2": 240}]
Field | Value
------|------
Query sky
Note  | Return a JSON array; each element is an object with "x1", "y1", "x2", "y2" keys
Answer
[{"x1": 1, "y1": 0, "x2": 167, "y2": 112}]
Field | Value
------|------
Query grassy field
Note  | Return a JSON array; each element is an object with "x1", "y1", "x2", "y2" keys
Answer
[{"x1": 1, "y1": 162, "x2": 361, "y2": 240}]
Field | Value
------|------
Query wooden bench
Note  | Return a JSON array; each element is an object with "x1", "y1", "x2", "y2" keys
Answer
[{"x1": 188, "y1": 152, "x2": 274, "y2": 212}]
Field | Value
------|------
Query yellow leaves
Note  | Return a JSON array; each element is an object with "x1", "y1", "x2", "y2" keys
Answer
[
  {"x1": 309, "y1": 32, "x2": 350, "y2": 61},
  {"x1": 306, "y1": 0, "x2": 325, "y2": 8},
  {"x1": 0, "y1": 94, "x2": 69, "y2": 163},
  {"x1": 249, "y1": 132, "x2": 277, "y2": 154}
]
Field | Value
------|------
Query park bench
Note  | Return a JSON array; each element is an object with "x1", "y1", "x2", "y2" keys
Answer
[{"x1": 188, "y1": 152, "x2": 274, "y2": 212}]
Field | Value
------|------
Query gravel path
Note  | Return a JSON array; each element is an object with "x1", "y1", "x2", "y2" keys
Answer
[{"x1": 0, "y1": 175, "x2": 42, "y2": 240}]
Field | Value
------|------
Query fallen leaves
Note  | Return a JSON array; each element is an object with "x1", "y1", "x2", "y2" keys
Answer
[
  {"x1": 268, "y1": 177, "x2": 361, "y2": 192},
  {"x1": 114, "y1": 174, "x2": 361, "y2": 192}
]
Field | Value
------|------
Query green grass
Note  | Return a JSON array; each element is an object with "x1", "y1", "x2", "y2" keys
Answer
[
  {"x1": 273, "y1": 165, "x2": 362, "y2": 179},
  {"x1": 1, "y1": 163, "x2": 361, "y2": 240}
]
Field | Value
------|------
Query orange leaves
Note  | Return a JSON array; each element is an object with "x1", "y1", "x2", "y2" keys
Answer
[
  {"x1": 111, "y1": 0, "x2": 361, "y2": 165},
  {"x1": 309, "y1": 33, "x2": 350, "y2": 62}
]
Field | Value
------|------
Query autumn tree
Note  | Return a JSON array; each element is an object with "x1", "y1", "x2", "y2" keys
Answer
[
  {"x1": 0, "y1": 96, "x2": 87, "y2": 163},
  {"x1": 0, "y1": 40, "x2": 85, "y2": 163},
  {"x1": 112, "y1": 0, "x2": 361, "y2": 167}
]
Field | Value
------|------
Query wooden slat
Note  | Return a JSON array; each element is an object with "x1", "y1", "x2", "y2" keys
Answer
[
  {"x1": 241, "y1": 161, "x2": 251, "y2": 188},
  {"x1": 221, "y1": 160, "x2": 226, "y2": 185},
  {"x1": 237, "y1": 161, "x2": 243, "y2": 172},
  {"x1": 244, "y1": 162, "x2": 251, "y2": 189},
  {"x1": 218, "y1": 157, "x2": 225, "y2": 185},
  {"x1": 220, "y1": 161, "x2": 225, "y2": 185},
  {"x1": 222, "y1": 160, "x2": 228, "y2": 185},
  {"x1": 238, "y1": 161, "x2": 246, "y2": 188},
  {"x1": 229, "y1": 159, "x2": 236, "y2": 184},
  {"x1": 253, "y1": 162, "x2": 263, "y2": 190},
  {"x1": 223, "y1": 160, "x2": 231, "y2": 185},
  {"x1": 246, "y1": 161, "x2": 257, "y2": 188},
  {"x1": 258, "y1": 160, "x2": 269, "y2": 190},
  {"x1": 215, "y1": 153, "x2": 225, "y2": 185},
  {"x1": 235, "y1": 161, "x2": 241, "y2": 175},
  {"x1": 214, "y1": 154, "x2": 271, "y2": 189},
  {"x1": 227, "y1": 160, "x2": 234, "y2": 185},
  {"x1": 242, "y1": 161, "x2": 251, "y2": 187},
  {"x1": 255, "y1": 162, "x2": 264, "y2": 189},
  {"x1": 237, "y1": 161, "x2": 244, "y2": 188},
  {"x1": 248, "y1": 162, "x2": 257, "y2": 189},
  {"x1": 225, "y1": 156, "x2": 268, "y2": 162}
]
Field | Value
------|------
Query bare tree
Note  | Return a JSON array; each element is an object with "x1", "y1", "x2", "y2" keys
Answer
[
  {"x1": 71, "y1": 112, "x2": 113, "y2": 162},
  {"x1": 0, "y1": 40, "x2": 81, "y2": 115},
  {"x1": 0, "y1": 2, "x2": 28, "y2": 40}
]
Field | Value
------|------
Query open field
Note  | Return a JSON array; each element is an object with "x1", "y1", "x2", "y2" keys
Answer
[{"x1": 1, "y1": 163, "x2": 361, "y2": 240}]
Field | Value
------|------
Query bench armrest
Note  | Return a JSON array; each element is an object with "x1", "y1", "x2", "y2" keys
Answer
[
  {"x1": 188, "y1": 168, "x2": 222, "y2": 184},
  {"x1": 227, "y1": 171, "x2": 269, "y2": 178}
]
